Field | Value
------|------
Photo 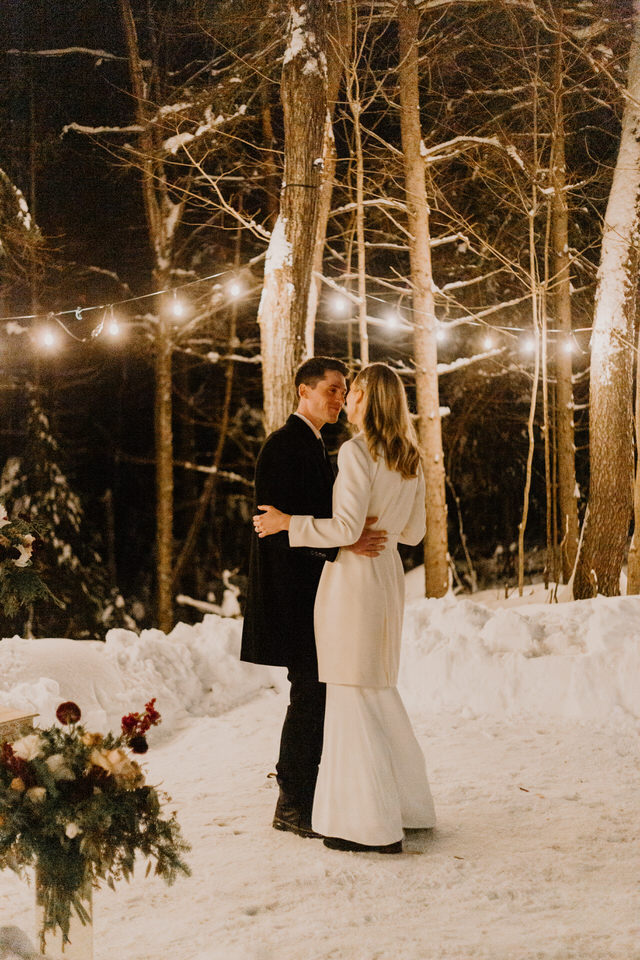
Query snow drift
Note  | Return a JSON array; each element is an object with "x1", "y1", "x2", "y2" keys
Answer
[{"x1": 2, "y1": 594, "x2": 640, "y2": 734}]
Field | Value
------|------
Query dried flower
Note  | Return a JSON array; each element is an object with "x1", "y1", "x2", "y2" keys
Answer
[
  {"x1": 25, "y1": 786, "x2": 46, "y2": 803},
  {"x1": 9, "y1": 777, "x2": 25, "y2": 793},
  {"x1": 64, "y1": 822, "x2": 81, "y2": 839},
  {"x1": 13, "y1": 534, "x2": 35, "y2": 568},
  {"x1": 56, "y1": 702, "x2": 81, "y2": 726},
  {"x1": 129, "y1": 735, "x2": 149, "y2": 754},
  {"x1": 81, "y1": 731, "x2": 103, "y2": 748},
  {"x1": 45, "y1": 754, "x2": 75, "y2": 781},
  {"x1": 12, "y1": 733, "x2": 43, "y2": 762},
  {"x1": 0, "y1": 504, "x2": 9, "y2": 529}
]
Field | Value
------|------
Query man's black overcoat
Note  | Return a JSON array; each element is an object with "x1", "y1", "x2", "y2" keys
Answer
[{"x1": 241, "y1": 415, "x2": 337, "y2": 678}]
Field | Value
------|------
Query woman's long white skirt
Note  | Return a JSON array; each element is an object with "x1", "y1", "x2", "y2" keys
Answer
[{"x1": 312, "y1": 684, "x2": 436, "y2": 846}]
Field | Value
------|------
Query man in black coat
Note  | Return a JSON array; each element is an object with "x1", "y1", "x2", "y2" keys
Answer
[{"x1": 241, "y1": 357, "x2": 386, "y2": 837}]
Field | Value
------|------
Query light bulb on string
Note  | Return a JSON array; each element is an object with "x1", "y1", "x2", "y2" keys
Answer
[
  {"x1": 171, "y1": 289, "x2": 186, "y2": 319},
  {"x1": 228, "y1": 280, "x2": 243, "y2": 299},
  {"x1": 385, "y1": 310, "x2": 400, "y2": 330},
  {"x1": 483, "y1": 335, "x2": 494, "y2": 350},
  {"x1": 522, "y1": 336, "x2": 536, "y2": 354},
  {"x1": 562, "y1": 338, "x2": 574, "y2": 354},
  {"x1": 39, "y1": 327, "x2": 58, "y2": 351},
  {"x1": 330, "y1": 292, "x2": 350, "y2": 317},
  {"x1": 436, "y1": 325, "x2": 447, "y2": 343}
]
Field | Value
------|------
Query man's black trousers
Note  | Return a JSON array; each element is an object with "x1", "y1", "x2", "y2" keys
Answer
[{"x1": 275, "y1": 675, "x2": 326, "y2": 811}]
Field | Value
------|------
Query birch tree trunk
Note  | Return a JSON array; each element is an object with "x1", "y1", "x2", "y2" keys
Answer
[
  {"x1": 305, "y1": 1, "x2": 349, "y2": 353},
  {"x1": 119, "y1": 0, "x2": 179, "y2": 631},
  {"x1": 397, "y1": 0, "x2": 448, "y2": 598},
  {"x1": 258, "y1": 0, "x2": 328, "y2": 434},
  {"x1": 573, "y1": 2, "x2": 640, "y2": 599},
  {"x1": 550, "y1": 20, "x2": 579, "y2": 583}
]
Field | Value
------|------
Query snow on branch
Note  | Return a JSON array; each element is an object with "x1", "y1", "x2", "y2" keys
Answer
[
  {"x1": 6, "y1": 47, "x2": 146, "y2": 64},
  {"x1": 162, "y1": 104, "x2": 248, "y2": 155},
  {"x1": 437, "y1": 348, "x2": 505, "y2": 376},
  {"x1": 62, "y1": 122, "x2": 144, "y2": 137},
  {"x1": 421, "y1": 135, "x2": 525, "y2": 171}
]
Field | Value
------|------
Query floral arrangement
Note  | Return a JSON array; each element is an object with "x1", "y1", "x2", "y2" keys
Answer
[
  {"x1": 0, "y1": 699, "x2": 190, "y2": 948},
  {"x1": 0, "y1": 500, "x2": 61, "y2": 617}
]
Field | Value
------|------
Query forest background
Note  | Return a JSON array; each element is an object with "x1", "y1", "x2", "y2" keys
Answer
[{"x1": 0, "y1": 0, "x2": 637, "y2": 639}]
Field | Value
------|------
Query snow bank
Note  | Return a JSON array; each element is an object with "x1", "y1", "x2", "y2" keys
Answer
[
  {"x1": 400, "y1": 594, "x2": 640, "y2": 726},
  {"x1": 0, "y1": 615, "x2": 282, "y2": 736},
  {"x1": 2, "y1": 595, "x2": 640, "y2": 737}
]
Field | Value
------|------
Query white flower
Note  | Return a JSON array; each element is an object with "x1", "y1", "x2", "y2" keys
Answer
[
  {"x1": 65, "y1": 822, "x2": 81, "y2": 839},
  {"x1": 13, "y1": 535, "x2": 35, "y2": 568},
  {"x1": 45, "y1": 753, "x2": 75, "y2": 781},
  {"x1": 0, "y1": 504, "x2": 10, "y2": 528},
  {"x1": 25, "y1": 786, "x2": 46, "y2": 803},
  {"x1": 12, "y1": 733, "x2": 43, "y2": 761}
]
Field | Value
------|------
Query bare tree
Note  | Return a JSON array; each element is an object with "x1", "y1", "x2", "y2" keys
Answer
[
  {"x1": 574, "y1": 1, "x2": 640, "y2": 598},
  {"x1": 549, "y1": 10, "x2": 579, "y2": 582},
  {"x1": 397, "y1": 0, "x2": 448, "y2": 598},
  {"x1": 257, "y1": 0, "x2": 328, "y2": 433}
]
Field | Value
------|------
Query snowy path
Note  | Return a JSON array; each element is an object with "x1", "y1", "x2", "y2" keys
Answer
[{"x1": 2, "y1": 688, "x2": 638, "y2": 960}]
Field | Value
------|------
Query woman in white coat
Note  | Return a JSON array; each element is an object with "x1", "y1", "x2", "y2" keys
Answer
[{"x1": 254, "y1": 363, "x2": 435, "y2": 853}]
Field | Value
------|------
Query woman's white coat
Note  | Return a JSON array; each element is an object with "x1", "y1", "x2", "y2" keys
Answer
[{"x1": 288, "y1": 434, "x2": 426, "y2": 687}]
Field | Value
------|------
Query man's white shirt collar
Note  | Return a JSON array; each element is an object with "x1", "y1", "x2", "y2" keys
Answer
[{"x1": 294, "y1": 411, "x2": 323, "y2": 440}]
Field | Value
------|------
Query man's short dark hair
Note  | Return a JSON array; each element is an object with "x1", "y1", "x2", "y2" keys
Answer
[{"x1": 294, "y1": 356, "x2": 349, "y2": 390}]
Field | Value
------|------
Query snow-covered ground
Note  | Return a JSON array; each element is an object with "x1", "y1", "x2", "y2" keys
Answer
[{"x1": 1, "y1": 590, "x2": 640, "y2": 959}]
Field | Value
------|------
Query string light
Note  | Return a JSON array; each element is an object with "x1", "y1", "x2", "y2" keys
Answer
[
  {"x1": 483, "y1": 334, "x2": 494, "y2": 350},
  {"x1": 107, "y1": 316, "x2": 121, "y2": 337},
  {"x1": 39, "y1": 328, "x2": 58, "y2": 350},
  {"x1": 385, "y1": 310, "x2": 400, "y2": 330},
  {"x1": 562, "y1": 338, "x2": 575, "y2": 354},
  {"x1": 330, "y1": 293, "x2": 350, "y2": 316},
  {"x1": 522, "y1": 336, "x2": 536, "y2": 353},
  {"x1": 228, "y1": 280, "x2": 243, "y2": 299},
  {"x1": 170, "y1": 290, "x2": 186, "y2": 319},
  {"x1": 436, "y1": 325, "x2": 447, "y2": 343}
]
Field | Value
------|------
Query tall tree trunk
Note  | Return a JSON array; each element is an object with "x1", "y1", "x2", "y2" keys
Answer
[
  {"x1": 397, "y1": 0, "x2": 448, "y2": 598},
  {"x1": 574, "y1": 3, "x2": 640, "y2": 599},
  {"x1": 258, "y1": 0, "x2": 328, "y2": 433},
  {"x1": 550, "y1": 18, "x2": 579, "y2": 583},
  {"x1": 305, "y1": 1, "x2": 349, "y2": 354},
  {"x1": 627, "y1": 325, "x2": 640, "y2": 593},
  {"x1": 119, "y1": 0, "x2": 177, "y2": 631}
]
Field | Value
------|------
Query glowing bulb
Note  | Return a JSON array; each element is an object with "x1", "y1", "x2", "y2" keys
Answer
[
  {"x1": 331, "y1": 293, "x2": 349, "y2": 316},
  {"x1": 385, "y1": 310, "x2": 400, "y2": 329},
  {"x1": 228, "y1": 281, "x2": 242, "y2": 299},
  {"x1": 41, "y1": 328, "x2": 57, "y2": 350},
  {"x1": 171, "y1": 292, "x2": 186, "y2": 318},
  {"x1": 107, "y1": 320, "x2": 120, "y2": 337},
  {"x1": 522, "y1": 336, "x2": 535, "y2": 353},
  {"x1": 563, "y1": 339, "x2": 574, "y2": 354},
  {"x1": 436, "y1": 326, "x2": 447, "y2": 343},
  {"x1": 483, "y1": 335, "x2": 493, "y2": 350}
]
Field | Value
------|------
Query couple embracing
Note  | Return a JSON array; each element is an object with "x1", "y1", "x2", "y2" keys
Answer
[{"x1": 241, "y1": 357, "x2": 435, "y2": 854}]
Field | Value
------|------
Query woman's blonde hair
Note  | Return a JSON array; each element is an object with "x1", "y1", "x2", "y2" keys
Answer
[{"x1": 352, "y1": 363, "x2": 422, "y2": 479}]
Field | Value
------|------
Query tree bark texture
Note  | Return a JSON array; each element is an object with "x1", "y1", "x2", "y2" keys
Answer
[
  {"x1": 574, "y1": 2, "x2": 640, "y2": 599},
  {"x1": 550, "y1": 22, "x2": 579, "y2": 583},
  {"x1": 627, "y1": 327, "x2": 640, "y2": 593},
  {"x1": 119, "y1": 0, "x2": 177, "y2": 631},
  {"x1": 305, "y1": 0, "x2": 349, "y2": 354},
  {"x1": 258, "y1": 0, "x2": 328, "y2": 434},
  {"x1": 397, "y1": 0, "x2": 448, "y2": 598}
]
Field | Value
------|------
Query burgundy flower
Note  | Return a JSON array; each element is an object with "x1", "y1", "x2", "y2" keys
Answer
[
  {"x1": 56, "y1": 701, "x2": 82, "y2": 725},
  {"x1": 121, "y1": 698, "x2": 162, "y2": 740}
]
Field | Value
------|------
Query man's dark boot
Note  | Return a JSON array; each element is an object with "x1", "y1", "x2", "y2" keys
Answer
[{"x1": 272, "y1": 791, "x2": 321, "y2": 839}]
